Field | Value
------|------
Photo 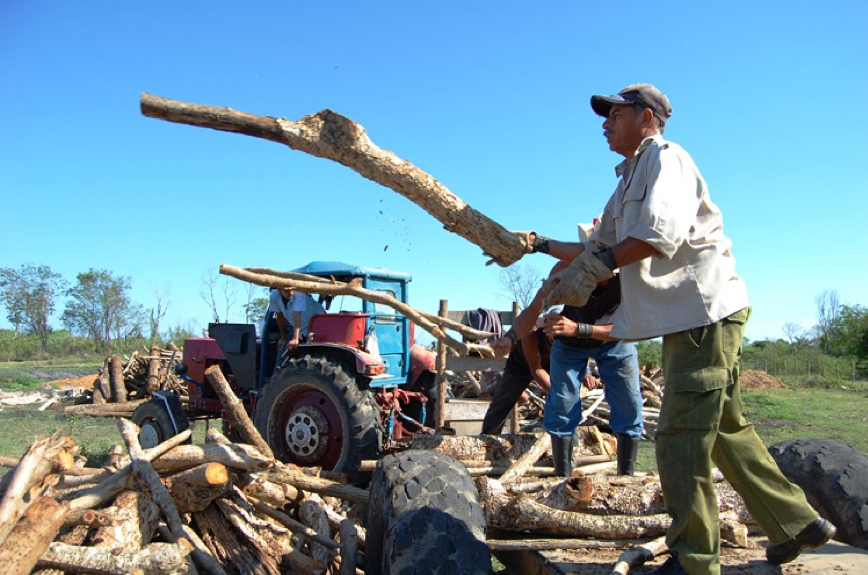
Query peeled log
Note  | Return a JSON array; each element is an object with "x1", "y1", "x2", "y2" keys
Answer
[
  {"x1": 162, "y1": 463, "x2": 231, "y2": 513},
  {"x1": 140, "y1": 93, "x2": 528, "y2": 267},
  {"x1": 88, "y1": 489, "x2": 160, "y2": 552}
]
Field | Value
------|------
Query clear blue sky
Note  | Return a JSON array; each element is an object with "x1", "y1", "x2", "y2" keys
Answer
[{"x1": 2, "y1": 1, "x2": 866, "y2": 344}]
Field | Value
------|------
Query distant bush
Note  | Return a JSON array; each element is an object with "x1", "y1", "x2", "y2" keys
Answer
[{"x1": 2, "y1": 373, "x2": 41, "y2": 391}]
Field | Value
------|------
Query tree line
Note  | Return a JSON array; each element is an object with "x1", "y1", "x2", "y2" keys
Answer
[{"x1": 0, "y1": 263, "x2": 271, "y2": 360}]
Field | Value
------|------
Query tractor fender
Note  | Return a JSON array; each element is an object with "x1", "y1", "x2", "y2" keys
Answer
[
  {"x1": 408, "y1": 344, "x2": 437, "y2": 387},
  {"x1": 286, "y1": 343, "x2": 382, "y2": 378}
]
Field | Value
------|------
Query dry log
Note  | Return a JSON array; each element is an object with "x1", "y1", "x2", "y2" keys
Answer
[
  {"x1": 610, "y1": 536, "x2": 668, "y2": 575},
  {"x1": 109, "y1": 353, "x2": 127, "y2": 403},
  {"x1": 194, "y1": 503, "x2": 279, "y2": 575},
  {"x1": 63, "y1": 508, "x2": 112, "y2": 527},
  {"x1": 249, "y1": 496, "x2": 341, "y2": 551},
  {"x1": 64, "y1": 399, "x2": 149, "y2": 417},
  {"x1": 67, "y1": 429, "x2": 192, "y2": 512},
  {"x1": 162, "y1": 462, "x2": 231, "y2": 513},
  {"x1": 157, "y1": 522, "x2": 229, "y2": 575},
  {"x1": 0, "y1": 436, "x2": 75, "y2": 546},
  {"x1": 221, "y1": 264, "x2": 492, "y2": 357},
  {"x1": 299, "y1": 493, "x2": 335, "y2": 566},
  {"x1": 236, "y1": 471, "x2": 296, "y2": 507},
  {"x1": 204, "y1": 365, "x2": 274, "y2": 459},
  {"x1": 339, "y1": 519, "x2": 358, "y2": 575},
  {"x1": 322, "y1": 504, "x2": 365, "y2": 548},
  {"x1": 407, "y1": 433, "x2": 541, "y2": 463},
  {"x1": 147, "y1": 345, "x2": 161, "y2": 393},
  {"x1": 141, "y1": 93, "x2": 528, "y2": 267},
  {"x1": 487, "y1": 538, "x2": 638, "y2": 551},
  {"x1": 216, "y1": 491, "x2": 325, "y2": 574},
  {"x1": 36, "y1": 541, "x2": 190, "y2": 575},
  {"x1": 88, "y1": 489, "x2": 160, "y2": 552},
  {"x1": 267, "y1": 462, "x2": 369, "y2": 505},
  {"x1": 538, "y1": 475, "x2": 667, "y2": 515},
  {"x1": 0, "y1": 496, "x2": 67, "y2": 575},
  {"x1": 150, "y1": 441, "x2": 273, "y2": 473},
  {"x1": 499, "y1": 432, "x2": 551, "y2": 484}
]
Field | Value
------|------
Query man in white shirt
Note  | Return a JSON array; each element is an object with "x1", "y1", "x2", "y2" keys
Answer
[
  {"x1": 505, "y1": 84, "x2": 831, "y2": 575},
  {"x1": 263, "y1": 287, "x2": 325, "y2": 349}
]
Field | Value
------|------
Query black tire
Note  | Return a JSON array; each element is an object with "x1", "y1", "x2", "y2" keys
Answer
[
  {"x1": 254, "y1": 355, "x2": 382, "y2": 475},
  {"x1": 366, "y1": 450, "x2": 490, "y2": 575},
  {"x1": 131, "y1": 399, "x2": 190, "y2": 449},
  {"x1": 769, "y1": 439, "x2": 868, "y2": 549}
]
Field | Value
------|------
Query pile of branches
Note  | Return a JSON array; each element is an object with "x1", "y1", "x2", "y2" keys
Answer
[
  {"x1": 91, "y1": 343, "x2": 187, "y2": 405},
  {"x1": 0, "y1": 368, "x2": 370, "y2": 575}
]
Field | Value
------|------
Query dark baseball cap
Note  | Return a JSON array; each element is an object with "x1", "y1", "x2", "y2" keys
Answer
[{"x1": 591, "y1": 84, "x2": 672, "y2": 125}]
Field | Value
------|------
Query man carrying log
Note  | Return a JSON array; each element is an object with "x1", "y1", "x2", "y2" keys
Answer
[
  {"x1": 492, "y1": 265, "x2": 643, "y2": 478},
  {"x1": 499, "y1": 83, "x2": 832, "y2": 575}
]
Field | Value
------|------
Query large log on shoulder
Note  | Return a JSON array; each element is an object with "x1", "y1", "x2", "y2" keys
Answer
[{"x1": 140, "y1": 93, "x2": 529, "y2": 267}]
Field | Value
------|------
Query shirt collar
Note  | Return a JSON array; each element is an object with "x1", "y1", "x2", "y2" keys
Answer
[{"x1": 614, "y1": 135, "x2": 664, "y2": 178}]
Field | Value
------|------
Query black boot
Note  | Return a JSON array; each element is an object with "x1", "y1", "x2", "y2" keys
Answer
[
  {"x1": 551, "y1": 434, "x2": 574, "y2": 477},
  {"x1": 616, "y1": 433, "x2": 640, "y2": 476}
]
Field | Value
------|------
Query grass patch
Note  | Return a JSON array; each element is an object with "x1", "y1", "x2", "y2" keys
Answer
[
  {"x1": 0, "y1": 360, "x2": 101, "y2": 385},
  {"x1": 636, "y1": 386, "x2": 868, "y2": 474}
]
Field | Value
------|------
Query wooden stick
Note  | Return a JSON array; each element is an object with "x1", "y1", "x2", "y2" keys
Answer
[
  {"x1": 204, "y1": 365, "x2": 274, "y2": 459},
  {"x1": 610, "y1": 536, "x2": 668, "y2": 575},
  {"x1": 267, "y1": 462, "x2": 369, "y2": 505},
  {"x1": 0, "y1": 496, "x2": 67, "y2": 575},
  {"x1": 140, "y1": 93, "x2": 529, "y2": 267},
  {"x1": 249, "y1": 497, "x2": 341, "y2": 550},
  {"x1": 339, "y1": 519, "x2": 358, "y2": 575},
  {"x1": 36, "y1": 541, "x2": 191, "y2": 575},
  {"x1": 109, "y1": 353, "x2": 128, "y2": 403},
  {"x1": 499, "y1": 432, "x2": 551, "y2": 484}
]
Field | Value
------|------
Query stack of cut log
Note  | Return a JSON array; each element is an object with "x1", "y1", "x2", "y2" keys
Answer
[
  {"x1": 0, "y1": 426, "x2": 368, "y2": 575},
  {"x1": 82, "y1": 343, "x2": 186, "y2": 409}
]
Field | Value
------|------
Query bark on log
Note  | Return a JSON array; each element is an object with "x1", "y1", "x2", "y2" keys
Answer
[
  {"x1": 147, "y1": 345, "x2": 161, "y2": 393},
  {"x1": 194, "y1": 504, "x2": 278, "y2": 575},
  {"x1": 141, "y1": 93, "x2": 528, "y2": 267},
  {"x1": 322, "y1": 504, "x2": 365, "y2": 548},
  {"x1": 109, "y1": 353, "x2": 127, "y2": 403},
  {"x1": 487, "y1": 538, "x2": 639, "y2": 551},
  {"x1": 0, "y1": 496, "x2": 67, "y2": 575},
  {"x1": 249, "y1": 497, "x2": 341, "y2": 551},
  {"x1": 64, "y1": 399, "x2": 148, "y2": 417},
  {"x1": 63, "y1": 508, "x2": 113, "y2": 528},
  {"x1": 162, "y1": 463, "x2": 231, "y2": 513},
  {"x1": 157, "y1": 522, "x2": 229, "y2": 575},
  {"x1": 236, "y1": 472, "x2": 296, "y2": 507},
  {"x1": 339, "y1": 519, "x2": 358, "y2": 575},
  {"x1": 67, "y1": 429, "x2": 192, "y2": 512},
  {"x1": 149, "y1": 441, "x2": 273, "y2": 473},
  {"x1": 216, "y1": 491, "x2": 325, "y2": 575},
  {"x1": 267, "y1": 462, "x2": 369, "y2": 505},
  {"x1": 407, "y1": 433, "x2": 542, "y2": 464},
  {"x1": 204, "y1": 365, "x2": 274, "y2": 459},
  {"x1": 117, "y1": 418, "x2": 194, "y2": 569},
  {"x1": 299, "y1": 493, "x2": 334, "y2": 566},
  {"x1": 36, "y1": 541, "x2": 190, "y2": 575},
  {"x1": 220, "y1": 264, "x2": 493, "y2": 357},
  {"x1": 499, "y1": 432, "x2": 551, "y2": 484},
  {"x1": 88, "y1": 489, "x2": 160, "y2": 552}
]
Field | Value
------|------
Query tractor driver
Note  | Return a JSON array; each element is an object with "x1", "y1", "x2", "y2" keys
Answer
[{"x1": 263, "y1": 286, "x2": 326, "y2": 350}]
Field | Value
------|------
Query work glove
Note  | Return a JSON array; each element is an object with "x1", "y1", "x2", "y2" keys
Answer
[
  {"x1": 542, "y1": 250, "x2": 614, "y2": 309},
  {"x1": 483, "y1": 231, "x2": 536, "y2": 266}
]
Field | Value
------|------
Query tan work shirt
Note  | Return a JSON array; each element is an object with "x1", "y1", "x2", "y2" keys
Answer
[{"x1": 587, "y1": 135, "x2": 749, "y2": 340}]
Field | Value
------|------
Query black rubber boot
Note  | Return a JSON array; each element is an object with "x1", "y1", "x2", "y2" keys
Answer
[
  {"x1": 616, "y1": 433, "x2": 640, "y2": 476},
  {"x1": 551, "y1": 434, "x2": 574, "y2": 477}
]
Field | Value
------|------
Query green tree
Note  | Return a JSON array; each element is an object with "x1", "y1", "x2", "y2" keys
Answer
[
  {"x1": 827, "y1": 304, "x2": 868, "y2": 360},
  {"x1": 61, "y1": 269, "x2": 142, "y2": 353},
  {"x1": 0, "y1": 263, "x2": 67, "y2": 353}
]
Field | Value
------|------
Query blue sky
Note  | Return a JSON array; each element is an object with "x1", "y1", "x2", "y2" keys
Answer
[{"x1": 2, "y1": 1, "x2": 866, "y2": 344}]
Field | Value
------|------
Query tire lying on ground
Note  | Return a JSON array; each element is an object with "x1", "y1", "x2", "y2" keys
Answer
[
  {"x1": 366, "y1": 450, "x2": 490, "y2": 575},
  {"x1": 769, "y1": 439, "x2": 868, "y2": 549}
]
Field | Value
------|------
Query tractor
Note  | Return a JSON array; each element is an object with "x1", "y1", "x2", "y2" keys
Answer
[{"x1": 131, "y1": 261, "x2": 438, "y2": 476}]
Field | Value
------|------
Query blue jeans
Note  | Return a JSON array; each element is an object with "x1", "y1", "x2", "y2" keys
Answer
[{"x1": 544, "y1": 339, "x2": 643, "y2": 438}]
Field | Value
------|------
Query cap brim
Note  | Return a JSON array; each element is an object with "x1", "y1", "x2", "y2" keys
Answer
[{"x1": 590, "y1": 94, "x2": 630, "y2": 117}]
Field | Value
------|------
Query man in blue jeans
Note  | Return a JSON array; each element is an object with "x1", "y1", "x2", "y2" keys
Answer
[{"x1": 493, "y1": 273, "x2": 644, "y2": 476}]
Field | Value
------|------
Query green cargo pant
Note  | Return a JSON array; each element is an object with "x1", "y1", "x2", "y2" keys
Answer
[{"x1": 657, "y1": 308, "x2": 817, "y2": 575}]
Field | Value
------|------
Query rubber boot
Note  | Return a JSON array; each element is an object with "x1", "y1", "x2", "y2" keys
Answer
[
  {"x1": 616, "y1": 433, "x2": 640, "y2": 476},
  {"x1": 551, "y1": 434, "x2": 574, "y2": 477}
]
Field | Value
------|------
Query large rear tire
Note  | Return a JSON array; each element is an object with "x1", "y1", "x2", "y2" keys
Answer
[
  {"x1": 769, "y1": 439, "x2": 868, "y2": 549},
  {"x1": 366, "y1": 450, "x2": 490, "y2": 575},
  {"x1": 254, "y1": 355, "x2": 382, "y2": 475}
]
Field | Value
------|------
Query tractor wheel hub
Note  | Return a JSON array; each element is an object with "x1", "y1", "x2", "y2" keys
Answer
[{"x1": 285, "y1": 406, "x2": 330, "y2": 462}]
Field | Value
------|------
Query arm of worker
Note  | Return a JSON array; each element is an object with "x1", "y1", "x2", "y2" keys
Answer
[
  {"x1": 289, "y1": 310, "x2": 302, "y2": 349},
  {"x1": 275, "y1": 312, "x2": 288, "y2": 347},
  {"x1": 521, "y1": 331, "x2": 551, "y2": 392},
  {"x1": 542, "y1": 316, "x2": 618, "y2": 341},
  {"x1": 489, "y1": 288, "x2": 547, "y2": 357}
]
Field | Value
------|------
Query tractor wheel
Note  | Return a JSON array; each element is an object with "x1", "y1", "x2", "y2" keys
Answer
[
  {"x1": 769, "y1": 439, "x2": 868, "y2": 549},
  {"x1": 254, "y1": 355, "x2": 382, "y2": 476},
  {"x1": 131, "y1": 397, "x2": 190, "y2": 449},
  {"x1": 366, "y1": 450, "x2": 490, "y2": 575}
]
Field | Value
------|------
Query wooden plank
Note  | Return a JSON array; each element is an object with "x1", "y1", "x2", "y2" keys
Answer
[{"x1": 443, "y1": 398, "x2": 491, "y2": 420}]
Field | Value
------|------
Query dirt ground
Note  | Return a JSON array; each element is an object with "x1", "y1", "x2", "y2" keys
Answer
[
  {"x1": 500, "y1": 538, "x2": 868, "y2": 574},
  {"x1": 739, "y1": 370, "x2": 788, "y2": 391},
  {"x1": 48, "y1": 374, "x2": 99, "y2": 389}
]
